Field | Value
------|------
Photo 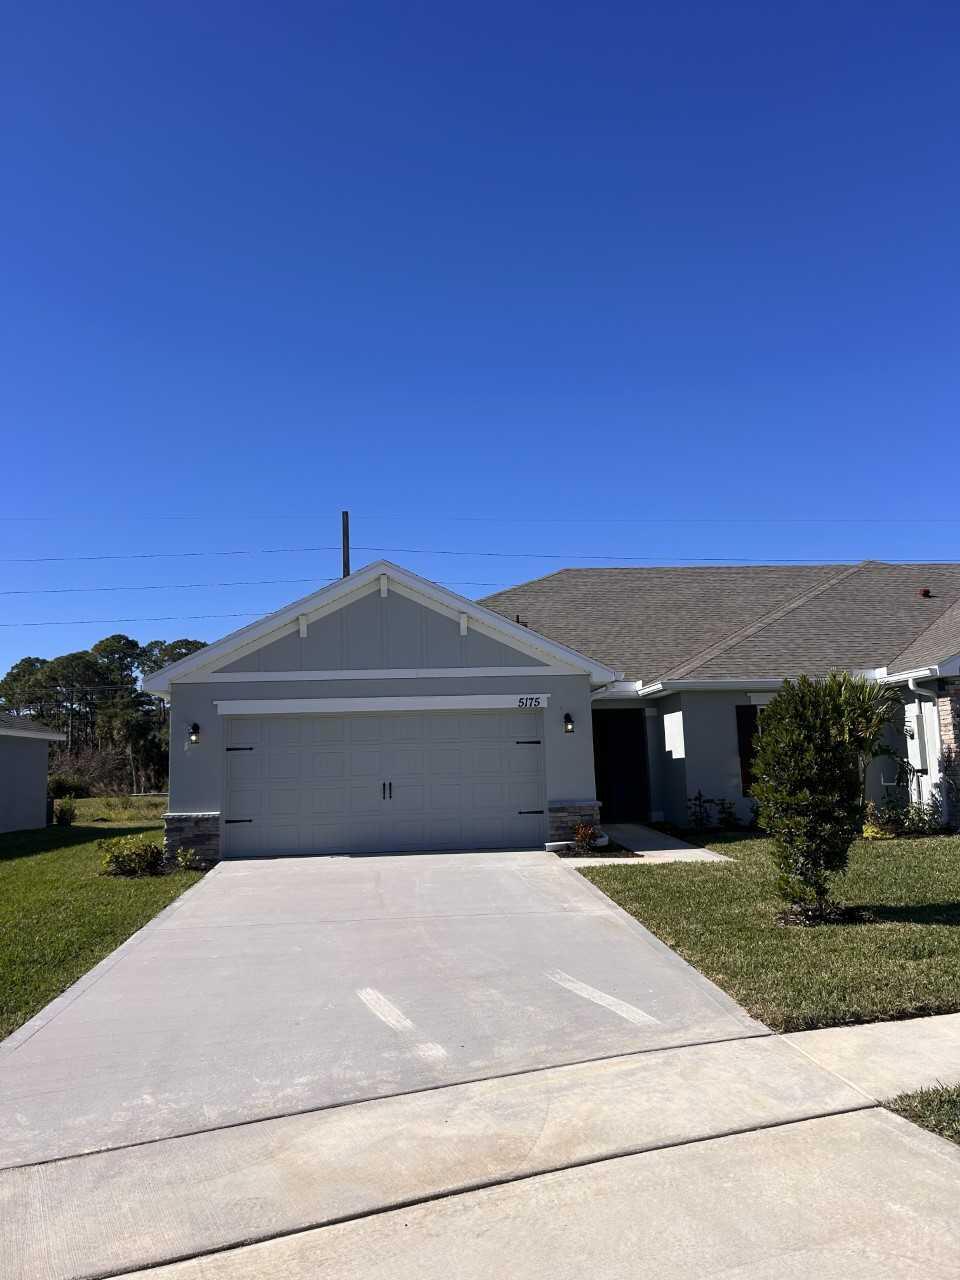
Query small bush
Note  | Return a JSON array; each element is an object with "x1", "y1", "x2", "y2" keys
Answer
[
  {"x1": 866, "y1": 795, "x2": 945, "y2": 838},
  {"x1": 687, "y1": 791, "x2": 715, "y2": 831},
  {"x1": 49, "y1": 772, "x2": 91, "y2": 800},
  {"x1": 52, "y1": 796, "x2": 77, "y2": 826},
  {"x1": 716, "y1": 798, "x2": 740, "y2": 830},
  {"x1": 573, "y1": 822, "x2": 597, "y2": 853},
  {"x1": 99, "y1": 834, "x2": 165, "y2": 877},
  {"x1": 175, "y1": 845, "x2": 206, "y2": 871}
]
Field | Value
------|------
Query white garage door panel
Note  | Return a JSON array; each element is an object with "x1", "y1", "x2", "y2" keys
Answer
[{"x1": 224, "y1": 709, "x2": 545, "y2": 856}]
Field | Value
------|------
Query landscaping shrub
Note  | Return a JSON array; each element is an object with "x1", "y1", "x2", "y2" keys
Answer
[
  {"x1": 753, "y1": 674, "x2": 863, "y2": 917},
  {"x1": 716, "y1": 798, "x2": 740, "y2": 830},
  {"x1": 687, "y1": 790, "x2": 715, "y2": 831},
  {"x1": 52, "y1": 796, "x2": 77, "y2": 826},
  {"x1": 573, "y1": 822, "x2": 597, "y2": 853},
  {"x1": 865, "y1": 794, "x2": 944, "y2": 838},
  {"x1": 99, "y1": 834, "x2": 165, "y2": 877},
  {"x1": 48, "y1": 771, "x2": 91, "y2": 800},
  {"x1": 175, "y1": 845, "x2": 207, "y2": 871}
]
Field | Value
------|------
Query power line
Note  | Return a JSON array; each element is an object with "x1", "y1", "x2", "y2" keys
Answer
[
  {"x1": 0, "y1": 542, "x2": 905, "y2": 567},
  {"x1": 0, "y1": 576, "x2": 517, "y2": 627},
  {"x1": 0, "y1": 545, "x2": 341, "y2": 565},
  {"x1": 0, "y1": 613, "x2": 263, "y2": 628},
  {"x1": 0, "y1": 576, "x2": 507, "y2": 597}
]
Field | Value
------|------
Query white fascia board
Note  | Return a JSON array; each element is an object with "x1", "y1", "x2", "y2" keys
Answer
[
  {"x1": 205, "y1": 666, "x2": 570, "y2": 683},
  {"x1": 0, "y1": 725, "x2": 67, "y2": 741},
  {"x1": 881, "y1": 665, "x2": 940, "y2": 685},
  {"x1": 215, "y1": 694, "x2": 551, "y2": 716},
  {"x1": 635, "y1": 678, "x2": 784, "y2": 700},
  {"x1": 144, "y1": 560, "x2": 619, "y2": 693},
  {"x1": 591, "y1": 680, "x2": 644, "y2": 701}
]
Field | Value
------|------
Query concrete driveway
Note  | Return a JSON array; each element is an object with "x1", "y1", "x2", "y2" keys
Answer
[
  {"x1": 6, "y1": 849, "x2": 960, "y2": 1280},
  {"x1": 0, "y1": 849, "x2": 762, "y2": 1168}
]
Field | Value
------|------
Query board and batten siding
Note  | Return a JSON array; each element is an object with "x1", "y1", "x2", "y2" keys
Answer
[{"x1": 219, "y1": 588, "x2": 545, "y2": 673}]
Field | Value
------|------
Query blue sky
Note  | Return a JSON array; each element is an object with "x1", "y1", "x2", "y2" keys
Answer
[{"x1": 2, "y1": 1, "x2": 958, "y2": 673}]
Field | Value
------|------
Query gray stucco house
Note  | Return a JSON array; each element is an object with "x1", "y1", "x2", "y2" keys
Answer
[
  {"x1": 143, "y1": 559, "x2": 960, "y2": 860},
  {"x1": 0, "y1": 712, "x2": 66, "y2": 833}
]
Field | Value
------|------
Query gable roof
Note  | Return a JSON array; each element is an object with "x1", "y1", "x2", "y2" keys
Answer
[
  {"x1": 481, "y1": 561, "x2": 960, "y2": 684},
  {"x1": 0, "y1": 712, "x2": 65, "y2": 741},
  {"x1": 142, "y1": 560, "x2": 621, "y2": 694}
]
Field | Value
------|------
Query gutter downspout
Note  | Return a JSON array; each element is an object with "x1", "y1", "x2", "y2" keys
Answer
[{"x1": 907, "y1": 676, "x2": 943, "y2": 812}]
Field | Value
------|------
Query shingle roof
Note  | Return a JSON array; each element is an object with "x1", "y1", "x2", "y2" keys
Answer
[
  {"x1": 481, "y1": 561, "x2": 960, "y2": 683},
  {"x1": 0, "y1": 711, "x2": 64, "y2": 739}
]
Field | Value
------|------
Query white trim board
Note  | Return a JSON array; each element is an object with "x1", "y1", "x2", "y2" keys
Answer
[
  {"x1": 202, "y1": 666, "x2": 563, "y2": 683},
  {"x1": 142, "y1": 560, "x2": 619, "y2": 693},
  {"x1": 214, "y1": 694, "x2": 552, "y2": 716}
]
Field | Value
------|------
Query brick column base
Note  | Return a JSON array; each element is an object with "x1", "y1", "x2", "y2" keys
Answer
[
  {"x1": 547, "y1": 800, "x2": 602, "y2": 845},
  {"x1": 163, "y1": 812, "x2": 221, "y2": 868},
  {"x1": 937, "y1": 681, "x2": 960, "y2": 829}
]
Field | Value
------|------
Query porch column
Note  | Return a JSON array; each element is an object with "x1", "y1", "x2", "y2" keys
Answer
[{"x1": 644, "y1": 706, "x2": 665, "y2": 823}]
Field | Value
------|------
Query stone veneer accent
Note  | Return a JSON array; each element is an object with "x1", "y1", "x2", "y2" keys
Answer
[
  {"x1": 163, "y1": 812, "x2": 221, "y2": 868},
  {"x1": 548, "y1": 799, "x2": 602, "y2": 842},
  {"x1": 937, "y1": 680, "x2": 960, "y2": 828}
]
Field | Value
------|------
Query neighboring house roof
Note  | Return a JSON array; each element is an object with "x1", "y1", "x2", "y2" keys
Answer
[
  {"x1": 142, "y1": 559, "x2": 621, "y2": 694},
  {"x1": 0, "y1": 712, "x2": 66, "y2": 741},
  {"x1": 481, "y1": 561, "x2": 960, "y2": 684}
]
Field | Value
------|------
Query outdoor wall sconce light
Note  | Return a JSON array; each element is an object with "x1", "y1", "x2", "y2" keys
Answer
[
  {"x1": 188, "y1": 723, "x2": 200, "y2": 745},
  {"x1": 563, "y1": 713, "x2": 575, "y2": 734}
]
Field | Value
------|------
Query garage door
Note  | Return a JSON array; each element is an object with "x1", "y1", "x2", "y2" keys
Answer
[{"x1": 223, "y1": 710, "x2": 546, "y2": 856}]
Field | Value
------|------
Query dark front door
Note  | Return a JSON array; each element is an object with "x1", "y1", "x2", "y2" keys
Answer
[{"x1": 592, "y1": 710, "x2": 650, "y2": 823}]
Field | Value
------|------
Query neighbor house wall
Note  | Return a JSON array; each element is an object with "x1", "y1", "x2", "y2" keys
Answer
[{"x1": 0, "y1": 736, "x2": 49, "y2": 833}]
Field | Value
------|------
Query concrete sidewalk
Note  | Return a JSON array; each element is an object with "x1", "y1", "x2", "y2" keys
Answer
[
  {"x1": 597, "y1": 822, "x2": 732, "y2": 863},
  {"x1": 119, "y1": 1109, "x2": 960, "y2": 1280},
  {"x1": 786, "y1": 1011, "x2": 960, "y2": 1098},
  {"x1": 1, "y1": 1035, "x2": 871, "y2": 1280}
]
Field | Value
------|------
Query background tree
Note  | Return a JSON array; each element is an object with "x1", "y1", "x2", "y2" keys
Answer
[
  {"x1": 753, "y1": 673, "x2": 864, "y2": 919},
  {"x1": 0, "y1": 635, "x2": 206, "y2": 795}
]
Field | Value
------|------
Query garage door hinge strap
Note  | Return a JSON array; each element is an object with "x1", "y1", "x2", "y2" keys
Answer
[
  {"x1": 225, "y1": 747, "x2": 254, "y2": 752},
  {"x1": 224, "y1": 818, "x2": 253, "y2": 824},
  {"x1": 518, "y1": 809, "x2": 545, "y2": 815},
  {"x1": 515, "y1": 740, "x2": 541, "y2": 745}
]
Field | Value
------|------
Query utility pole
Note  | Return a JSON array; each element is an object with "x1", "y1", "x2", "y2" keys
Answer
[{"x1": 341, "y1": 510, "x2": 350, "y2": 577}]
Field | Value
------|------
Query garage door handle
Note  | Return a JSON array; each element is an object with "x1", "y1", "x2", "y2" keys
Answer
[
  {"x1": 388, "y1": 781, "x2": 393, "y2": 799},
  {"x1": 382, "y1": 782, "x2": 386, "y2": 800}
]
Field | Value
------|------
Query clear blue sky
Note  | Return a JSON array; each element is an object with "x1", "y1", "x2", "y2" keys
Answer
[{"x1": 2, "y1": 1, "x2": 958, "y2": 673}]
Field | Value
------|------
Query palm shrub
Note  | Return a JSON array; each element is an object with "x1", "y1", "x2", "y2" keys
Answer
[{"x1": 753, "y1": 674, "x2": 863, "y2": 917}]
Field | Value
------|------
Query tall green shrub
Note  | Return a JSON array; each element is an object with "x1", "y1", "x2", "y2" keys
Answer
[{"x1": 753, "y1": 674, "x2": 863, "y2": 915}]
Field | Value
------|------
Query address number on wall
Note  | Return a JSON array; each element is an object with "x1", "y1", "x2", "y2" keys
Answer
[{"x1": 517, "y1": 695, "x2": 545, "y2": 709}]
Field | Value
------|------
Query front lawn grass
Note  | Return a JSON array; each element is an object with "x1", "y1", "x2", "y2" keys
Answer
[
  {"x1": 888, "y1": 1086, "x2": 960, "y2": 1147},
  {"x1": 582, "y1": 833, "x2": 960, "y2": 1032},
  {"x1": 0, "y1": 823, "x2": 201, "y2": 1040},
  {"x1": 74, "y1": 794, "x2": 168, "y2": 825}
]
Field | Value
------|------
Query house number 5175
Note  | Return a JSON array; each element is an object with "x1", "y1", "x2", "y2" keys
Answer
[{"x1": 517, "y1": 696, "x2": 542, "y2": 709}]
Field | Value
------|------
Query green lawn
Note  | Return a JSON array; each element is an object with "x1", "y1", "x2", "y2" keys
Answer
[
  {"x1": 0, "y1": 822, "x2": 200, "y2": 1041},
  {"x1": 73, "y1": 794, "x2": 168, "y2": 824},
  {"x1": 888, "y1": 1086, "x2": 960, "y2": 1146},
  {"x1": 582, "y1": 832, "x2": 960, "y2": 1033}
]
